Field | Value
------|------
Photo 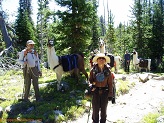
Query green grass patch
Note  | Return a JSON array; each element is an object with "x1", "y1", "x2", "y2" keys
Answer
[
  {"x1": 0, "y1": 68, "x2": 89, "y2": 123},
  {"x1": 142, "y1": 104, "x2": 164, "y2": 123},
  {"x1": 142, "y1": 113, "x2": 160, "y2": 123},
  {"x1": 116, "y1": 80, "x2": 130, "y2": 96},
  {"x1": 116, "y1": 78, "x2": 136, "y2": 96}
]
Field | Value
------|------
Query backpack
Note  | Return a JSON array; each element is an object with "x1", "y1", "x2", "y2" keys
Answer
[{"x1": 106, "y1": 54, "x2": 115, "y2": 67}]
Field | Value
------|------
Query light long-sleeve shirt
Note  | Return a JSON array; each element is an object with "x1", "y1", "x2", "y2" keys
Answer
[{"x1": 18, "y1": 49, "x2": 41, "y2": 71}]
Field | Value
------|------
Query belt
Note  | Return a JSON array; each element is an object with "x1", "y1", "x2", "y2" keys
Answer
[
  {"x1": 96, "y1": 87, "x2": 108, "y2": 90},
  {"x1": 23, "y1": 66, "x2": 36, "y2": 68},
  {"x1": 95, "y1": 87, "x2": 108, "y2": 95}
]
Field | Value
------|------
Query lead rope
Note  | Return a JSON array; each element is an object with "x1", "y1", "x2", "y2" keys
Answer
[
  {"x1": 28, "y1": 66, "x2": 40, "y2": 78},
  {"x1": 26, "y1": 52, "x2": 40, "y2": 78}
]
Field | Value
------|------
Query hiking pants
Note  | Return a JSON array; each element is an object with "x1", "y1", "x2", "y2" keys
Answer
[
  {"x1": 92, "y1": 88, "x2": 109, "y2": 123},
  {"x1": 125, "y1": 60, "x2": 130, "y2": 72},
  {"x1": 23, "y1": 67, "x2": 40, "y2": 100}
]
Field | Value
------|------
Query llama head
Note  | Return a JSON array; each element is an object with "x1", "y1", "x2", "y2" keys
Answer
[
  {"x1": 99, "y1": 39, "x2": 105, "y2": 48},
  {"x1": 47, "y1": 40, "x2": 54, "y2": 47}
]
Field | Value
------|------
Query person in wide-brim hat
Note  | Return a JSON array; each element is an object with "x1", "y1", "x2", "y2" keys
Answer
[
  {"x1": 89, "y1": 52, "x2": 113, "y2": 123},
  {"x1": 92, "y1": 53, "x2": 110, "y2": 63}
]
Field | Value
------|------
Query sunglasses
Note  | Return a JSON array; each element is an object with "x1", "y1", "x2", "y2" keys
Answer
[{"x1": 98, "y1": 57, "x2": 105, "y2": 60}]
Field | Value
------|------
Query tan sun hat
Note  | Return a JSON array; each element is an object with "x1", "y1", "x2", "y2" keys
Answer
[
  {"x1": 92, "y1": 53, "x2": 110, "y2": 63},
  {"x1": 26, "y1": 40, "x2": 35, "y2": 45}
]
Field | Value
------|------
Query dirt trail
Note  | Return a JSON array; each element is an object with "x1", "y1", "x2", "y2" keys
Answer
[{"x1": 70, "y1": 73, "x2": 164, "y2": 123}]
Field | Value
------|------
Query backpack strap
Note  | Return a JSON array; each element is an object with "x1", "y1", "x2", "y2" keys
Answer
[
  {"x1": 24, "y1": 49, "x2": 28, "y2": 57},
  {"x1": 92, "y1": 64, "x2": 98, "y2": 78},
  {"x1": 24, "y1": 49, "x2": 37, "y2": 57},
  {"x1": 92, "y1": 64, "x2": 111, "y2": 78}
]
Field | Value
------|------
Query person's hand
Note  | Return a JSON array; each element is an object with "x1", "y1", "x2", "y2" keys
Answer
[
  {"x1": 38, "y1": 71, "x2": 42, "y2": 77},
  {"x1": 24, "y1": 61, "x2": 28, "y2": 65},
  {"x1": 108, "y1": 92, "x2": 113, "y2": 98},
  {"x1": 92, "y1": 82, "x2": 96, "y2": 85}
]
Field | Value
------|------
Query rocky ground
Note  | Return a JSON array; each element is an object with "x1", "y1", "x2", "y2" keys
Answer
[{"x1": 70, "y1": 73, "x2": 164, "y2": 123}]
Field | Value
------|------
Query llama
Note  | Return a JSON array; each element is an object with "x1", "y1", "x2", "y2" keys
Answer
[
  {"x1": 114, "y1": 55, "x2": 122, "y2": 73},
  {"x1": 99, "y1": 38, "x2": 106, "y2": 53},
  {"x1": 47, "y1": 40, "x2": 88, "y2": 90},
  {"x1": 98, "y1": 38, "x2": 121, "y2": 73},
  {"x1": 132, "y1": 51, "x2": 151, "y2": 72}
]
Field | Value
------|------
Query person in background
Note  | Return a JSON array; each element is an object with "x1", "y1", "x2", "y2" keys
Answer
[
  {"x1": 18, "y1": 40, "x2": 42, "y2": 102},
  {"x1": 89, "y1": 53, "x2": 113, "y2": 123},
  {"x1": 124, "y1": 50, "x2": 131, "y2": 72}
]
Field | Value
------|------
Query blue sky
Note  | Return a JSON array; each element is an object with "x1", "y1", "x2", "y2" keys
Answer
[{"x1": 1, "y1": 0, "x2": 133, "y2": 27}]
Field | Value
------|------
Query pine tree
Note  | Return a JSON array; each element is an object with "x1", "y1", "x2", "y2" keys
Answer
[
  {"x1": 89, "y1": 0, "x2": 100, "y2": 51},
  {"x1": 15, "y1": 0, "x2": 36, "y2": 47},
  {"x1": 54, "y1": 0, "x2": 95, "y2": 54},
  {"x1": 131, "y1": 0, "x2": 150, "y2": 58},
  {"x1": 149, "y1": 0, "x2": 164, "y2": 70},
  {"x1": 36, "y1": 0, "x2": 52, "y2": 61},
  {"x1": 105, "y1": 10, "x2": 116, "y2": 54},
  {"x1": 130, "y1": 0, "x2": 164, "y2": 71}
]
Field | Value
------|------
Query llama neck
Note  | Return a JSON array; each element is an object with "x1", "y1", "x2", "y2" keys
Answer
[
  {"x1": 133, "y1": 54, "x2": 139, "y2": 64},
  {"x1": 47, "y1": 47, "x2": 59, "y2": 69},
  {"x1": 100, "y1": 46, "x2": 105, "y2": 53}
]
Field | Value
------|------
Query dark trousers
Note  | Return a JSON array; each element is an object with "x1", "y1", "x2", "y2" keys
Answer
[
  {"x1": 92, "y1": 88, "x2": 109, "y2": 123},
  {"x1": 23, "y1": 67, "x2": 40, "y2": 101},
  {"x1": 125, "y1": 61, "x2": 130, "y2": 72}
]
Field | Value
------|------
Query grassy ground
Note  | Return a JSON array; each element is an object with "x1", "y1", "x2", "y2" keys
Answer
[
  {"x1": 0, "y1": 68, "x2": 90, "y2": 123},
  {"x1": 0, "y1": 66, "x2": 163, "y2": 123}
]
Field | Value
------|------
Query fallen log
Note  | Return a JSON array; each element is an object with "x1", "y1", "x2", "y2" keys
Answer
[
  {"x1": 148, "y1": 73, "x2": 160, "y2": 78},
  {"x1": 152, "y1": 76, "x2": 164, "y2": 80},
  {"x1": 138, "y1": 73, "x2": 149, "y2": 83}
]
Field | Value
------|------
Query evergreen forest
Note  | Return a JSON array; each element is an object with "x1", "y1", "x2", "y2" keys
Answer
[{"x1": 0, "y1": 0, "x2": 164, "y2": 72}]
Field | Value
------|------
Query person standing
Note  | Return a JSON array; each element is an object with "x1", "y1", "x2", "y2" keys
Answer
[
  {"x1": 124, "y1": 50, "x2": 131, "y2": 72},
  {"x1": 18, "y1": 40, "x2": 42, "y2": 102},
  {"x1": 89, "y1": 53, "x2": 113, "y2": 123}
]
